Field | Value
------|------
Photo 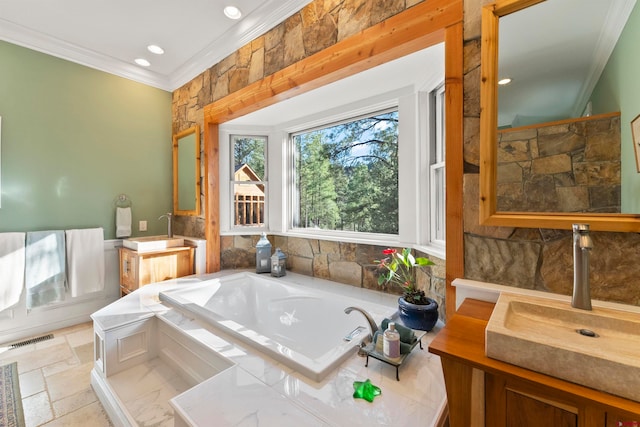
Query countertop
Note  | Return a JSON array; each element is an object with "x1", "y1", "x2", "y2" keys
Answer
[{"x1": 428, "y1": 298, "x2": 640, "y2": 414}]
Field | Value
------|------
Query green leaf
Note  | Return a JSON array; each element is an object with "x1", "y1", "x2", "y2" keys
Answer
[{"x1": 415, "y1": 257, "x2": 434, "y2": 266}]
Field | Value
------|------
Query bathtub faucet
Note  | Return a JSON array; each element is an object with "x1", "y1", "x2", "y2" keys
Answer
[
  {"x1": 158, "y1": 212, "x2": 173, "y2": 237},
  {"x1": 344, "y1": 307, "x2": 379, "y2": 341}
]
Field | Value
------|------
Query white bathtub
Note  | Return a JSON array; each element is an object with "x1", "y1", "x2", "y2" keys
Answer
[{"x1": 159, "y1": 272, "x2": 396, "y2": 381}]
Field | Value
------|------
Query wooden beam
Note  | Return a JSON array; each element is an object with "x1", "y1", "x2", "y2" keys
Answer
[
  {"x1": 445, "y1": 22, "x2": 465, "y2": 321},
  {"x1": 204, "y1": 121, "x2": 220, "y2": 272}
]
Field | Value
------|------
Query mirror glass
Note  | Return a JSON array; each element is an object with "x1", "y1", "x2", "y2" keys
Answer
[
  {"x1": 480, "y1": 0, "x2": 640, "y2": 231},
  {"x1": 173, "y1": 125, "x2": 200, "y2": 215}
]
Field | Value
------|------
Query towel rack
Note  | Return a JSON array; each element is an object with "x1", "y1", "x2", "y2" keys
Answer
[{"x1": 115, "y1": 194, "x2": 132, "y2": 208}]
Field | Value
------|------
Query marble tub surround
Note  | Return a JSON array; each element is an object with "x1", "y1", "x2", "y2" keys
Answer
[
  {"x1": 220, "y1": 236, "x2": 448, "y2": 321},
  {"x1": 92, "y1": 271, "x2": 447, "y2": 427}
]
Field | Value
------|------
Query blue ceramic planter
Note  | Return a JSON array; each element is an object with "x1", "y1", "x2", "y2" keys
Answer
[{"x1": 398, "y1": 296, "x2": 439, "y2": 331}]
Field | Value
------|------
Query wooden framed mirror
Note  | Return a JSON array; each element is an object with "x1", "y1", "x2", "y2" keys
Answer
[
  {"x1": 173, "y1": 125, "x2": 201, "y2": 216},
  {"x1": 479, "y1": 0, "x2": 640, "y2": 232}
]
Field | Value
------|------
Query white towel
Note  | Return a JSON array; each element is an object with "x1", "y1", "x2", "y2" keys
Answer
[
  {"x1": 25, "y1": 230, "x2": 66, "y2": 310},
  {"x1": 116, "y1": 207, "x2": 132, "y2": 238},
  {"x1": 66, "y1": 228, "x2": 105, "y2": 297},
  {"x1": 0, "y1": 232, "x2": 25, "y2": 312}
]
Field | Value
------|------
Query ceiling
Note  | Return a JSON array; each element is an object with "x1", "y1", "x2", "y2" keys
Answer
[
  {"x1": 0, "y1": 0, "x2": 634, "y2": 111},
  {"x1": 0, "y1": 0, "x2": 311, "y2": 91},
  {"x1": 498, "y1": 0, "x2": 636, "y2": 128}
]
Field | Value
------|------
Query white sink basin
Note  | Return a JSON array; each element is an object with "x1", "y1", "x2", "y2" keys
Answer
[
  {"x1": 123, "y1": 235, "x2": 184, "y2": 252},
  {"x1": 486, "y1": 293, "x2": 640, "y2": 402}
]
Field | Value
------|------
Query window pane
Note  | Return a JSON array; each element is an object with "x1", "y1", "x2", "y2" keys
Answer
[
  {"x1": 232, "y1": 136, "x2": 266, "y2": 180},
  {"x1": 231, "y1": 135, "x2": 267, "y2": 228},
  {"x1": 293, "y1": 110, "x2": 398, "y2": 234},
  {"x1": 233, "y1": 183, "x2": 265, "y2": 226},
  {"x1": 435, "y1": 85, "x2": 445, "y2": 163},
  {"x1": 431, "y1": 164, "x2": 445, "y2": 242}
]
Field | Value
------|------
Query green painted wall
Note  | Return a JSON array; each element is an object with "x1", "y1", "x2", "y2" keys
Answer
[
  {"x1": 590, "y1": 2, "x2": 640, "y2": 213},
  {"x1": 0, "y1": 41, "x2": 172, "y2": 238}
]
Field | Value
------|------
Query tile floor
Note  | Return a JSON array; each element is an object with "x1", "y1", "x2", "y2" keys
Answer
[{"x1": 0, "y1": 322, "x2": 112, "y2": 427}]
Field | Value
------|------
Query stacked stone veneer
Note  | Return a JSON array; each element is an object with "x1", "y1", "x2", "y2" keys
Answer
[
  {"x1": 171, "y1": 0, "x2": 448, "y2": 319},
  {"x1": 221, "y1": 235, "x2": 447, "y2": 319},
  {"x1": 497, "y1": 114, "x2": 621, "y2": 213},
  {"x1": 463, "y1": 1, "x2": 640, "y2": 306},
  {"x1": 172, "y1": 0, "x2": 423, "y2": 238}
]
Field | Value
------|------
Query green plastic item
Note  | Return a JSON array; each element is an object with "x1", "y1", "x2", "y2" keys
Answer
[{"x1": 352, "y1": 379, "x2": 382, "y2": 402}]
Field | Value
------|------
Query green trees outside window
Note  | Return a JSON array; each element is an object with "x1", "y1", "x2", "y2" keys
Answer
[{"x1": 292, "y1": 109, "x2": 399, "y2": 234}]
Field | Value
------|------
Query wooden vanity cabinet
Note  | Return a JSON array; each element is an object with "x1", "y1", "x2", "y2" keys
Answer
[
  {"x1": 485, "y1": 371, "x2": 586, "y2": 427},
  {"x1": 119, "y1": 246, "x2": 194, "y2": 296},
  {"x1": 429, "y1": 299, "x2": 640, "y2": 427}
]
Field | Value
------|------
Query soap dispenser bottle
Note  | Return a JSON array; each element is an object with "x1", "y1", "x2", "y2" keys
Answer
[
  {"x1": 256, "y1": 233, "x2": 272, "y2": 273},
  {"x1": 383, "y1": 322, "x2": 401, "y2": 361}
]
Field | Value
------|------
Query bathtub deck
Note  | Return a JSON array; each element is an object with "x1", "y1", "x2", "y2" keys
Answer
[{"x1": 91, "y1": 270, "x2": 447, "y2": 426}]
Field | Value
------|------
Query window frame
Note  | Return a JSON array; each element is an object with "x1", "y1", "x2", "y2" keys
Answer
[
  {"x1": 220, "y1": 129, "x2": 271, "y2": 233},
  {"x1": 219, "y1": 83, "x2": 446, "y2": 259},
  {"x1": 288, "y1": 105, "x2": 400, "y2": 236},
  {"x1": 426, "y1": 84, "x2": 446, "y2": 249},
  {"x1": 229, "y1": 134, "x2": 268, "y2": 229}
]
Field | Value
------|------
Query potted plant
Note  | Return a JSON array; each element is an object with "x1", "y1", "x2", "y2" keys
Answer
[{"x1": 375, "y1": 248, "x2": 439, "y2": 331}]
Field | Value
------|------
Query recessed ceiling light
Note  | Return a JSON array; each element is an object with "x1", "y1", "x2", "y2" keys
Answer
[
  {"x1": 498, "y1": 77, "x2": 512, "y2": 85},
  {"x1": 147, "y1": 45, "x2": 164, "y2": 55},
  {"x1": 135, "y1": 58, "x2": 151, "y2": 67},
  {"x1": 224, "y1": 5, "x2": 242, "y2": 20}
]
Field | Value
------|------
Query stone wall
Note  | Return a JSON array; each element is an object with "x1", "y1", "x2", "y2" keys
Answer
[
  {"x1": 172, "y1": 0, "x2": 422, "y2": 237},
  {"x1": 171, "y1": 0, "x2": 448, "y2": 319},
  {"x1": 221, "y1": 235, "x2": 447, "y2": 319},
  {"x1": 497, "y1": 114, "x2": 621, "y2": 213},
  {"x1": 463, "y1": 0, "x2": 640, "y2": 306}
]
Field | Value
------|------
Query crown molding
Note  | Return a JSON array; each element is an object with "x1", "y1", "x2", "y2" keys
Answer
[
  {"x1": 0, "y1": 0, "x2": 311, "y2": 92},
  {"x1": 168, "y1": 0, "x2": 312, "y2": 91},
  {"x1": 572, "y1": 0, "x2": 637, "y2": 117},
  {"x1": 0, "y1": 18, "x2": 171, "y2": 90}
]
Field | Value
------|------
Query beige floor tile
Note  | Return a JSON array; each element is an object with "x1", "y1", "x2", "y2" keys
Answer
[
  {"x1": 51, "y1": 322, "x2": 93, "y2": 337},
  {"x1": 73, "y1": 342, "x2": 94, "y2": 365},
  {"x1": 13, "y1": 343, "x2": 74, "y2": 374},
  {"x1": 19, "y1": 368, "x2": 45, "y2": 398},
  {"x1": 65, "y1": 327, "x2": 94, "y2": 348},
  {"x1": 41, "y1": 356, "x2": 81, "y2": 377},
  {"x1": 34, "y1": 335, "x2": 67, "y2": 351},
  {"x1": 0, "y1": 343, "x2": 37, "y2": 363},
  {"x1": 52, "y1": 387, "x2": 97, "y2": 418},
  {"x1": 46, "y1": 361, "x2": 94, "y2": 402},
  {"x1": 42, "y1": 401, "x2": 112, "y2": 427},
  {"x1": 22, "y1": 390, "x2": 54, "y2": 427}
]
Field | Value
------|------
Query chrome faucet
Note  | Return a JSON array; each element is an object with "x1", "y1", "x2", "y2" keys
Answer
[
  {"x1": 158, "y1": 212, "x2": 173, "y2": 237},
  {"x1": 344, "y1": 307, "x2": 379, "y2": 342},
  {"x1": 572, "y1": 223, "x2": 593, "y2": 310}
]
